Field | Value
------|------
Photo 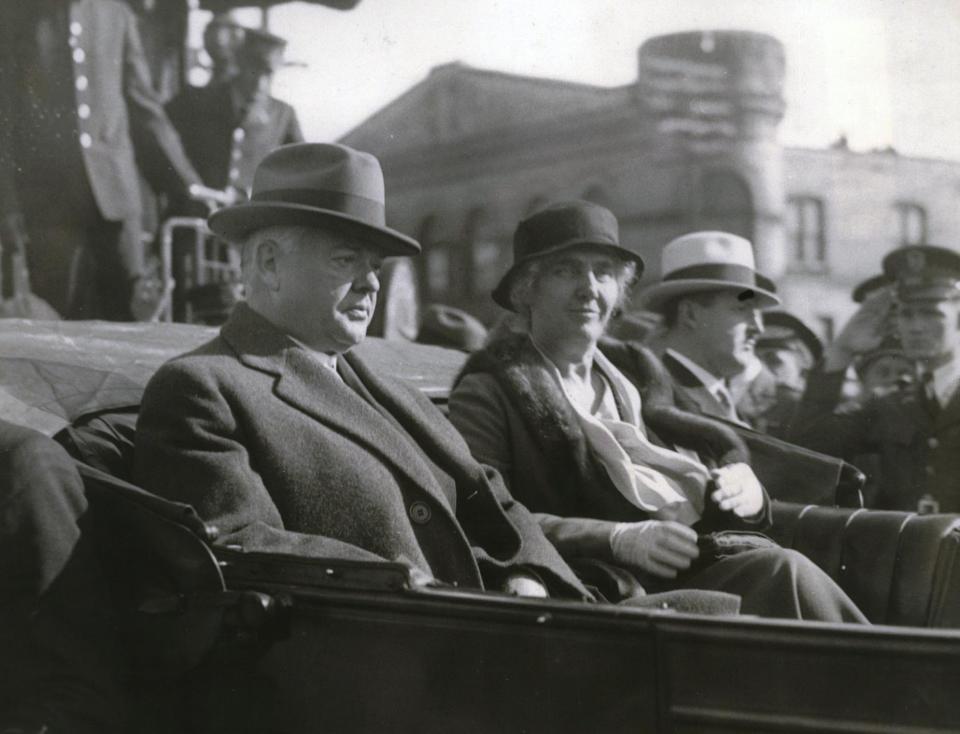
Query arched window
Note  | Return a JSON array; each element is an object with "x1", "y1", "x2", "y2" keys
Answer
[
  {"x1": 464, "y1": 208, "x2": 504, "y2": 296},
  {"x1": 895, "y1": 203, "x2": 927, "y2": 247},
  {"x1": 418, "y1": 215, "x2": 451, "y2": 298},
  {"x1": 694, "y1": 170, "x2": 753, "y2": 239},
  {"x1": 786, "y1": 196, "x2": 827, "y2": 267}
]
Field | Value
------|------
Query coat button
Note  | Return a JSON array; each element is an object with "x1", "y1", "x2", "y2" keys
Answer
[
  {"x1": 70, "y1": 21, "x2": 82, "y2": 36},
  {"x1": 409, "y1": 501, "x2": 432, "y2": 524},
  {"x1": 232, "y1": 127, "x2": 245, "y2": 142},
  {"x1": 928, "y1": 437, "x2": 940, "y2": 449},
  {"x1": 73, "y1": 48, "x2": 86, "y2": 64},
  {"x1": 228, "y1": 167, "x2": 240, "y2": 182},
  {"x1": 77, "y1": 104, "x2": 91, "y2": 120},
  {"x1": 79, "y1": 132, "x2": 92, "y2": 148},
  {"x1": 76, "y1": 75, "x2": 88, "y2": 91}
]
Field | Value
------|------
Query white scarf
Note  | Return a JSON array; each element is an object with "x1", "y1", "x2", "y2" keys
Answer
[{"x1": 537, "y1": 344, "x2": 709, "y2": 524}]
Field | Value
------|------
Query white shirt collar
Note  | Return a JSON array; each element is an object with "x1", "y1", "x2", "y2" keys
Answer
[
  {"x1": 665, "y1": 348, "x2": 728, "y2": 398},
  {"x1": 931, "y1": 358, "x2": 960, "y2": 406},
  {"x1": 289, "y1": 336, "x2": 340, "y2": 375}
]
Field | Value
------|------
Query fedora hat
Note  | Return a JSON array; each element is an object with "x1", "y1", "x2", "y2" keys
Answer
[
  {"x1": 491, "y1": 201, "x2": 644, "y2": 310},
  {"x1": 638, "y1": 231, "x2": 780, "y2": 312},
  {"x1": 208, "y1": 143, "x2": 421, "y2": 256}
]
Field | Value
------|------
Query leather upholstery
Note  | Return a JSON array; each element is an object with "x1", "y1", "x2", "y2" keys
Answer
[{"x1": 770, "y1": 502, "x2": 960, "y2": 627}]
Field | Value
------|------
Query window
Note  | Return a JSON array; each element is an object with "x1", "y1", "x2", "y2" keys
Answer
[
  {"x1": 425, "y1": 244, "x2": 451, "y2": 296},
  {"x1": 696, "y1": 170, "x2": 753, "y2": 239},
  {"x1": 464, "y1": 208, "x2": 503, "y2": 295},
  {"x1": 896, "y1": 203, "x2": 927, "y2": 247},
  {"x1": 787, "y1": 197, "x2": 826, "y2": 267}
]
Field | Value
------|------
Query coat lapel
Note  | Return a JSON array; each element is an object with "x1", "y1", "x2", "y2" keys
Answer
[
  {"x1": 662, "y1": 352, "x2": 730, "y2": 420},
  {"x1": 220, "y1": 305, "x2": 457, "y2": 513}
]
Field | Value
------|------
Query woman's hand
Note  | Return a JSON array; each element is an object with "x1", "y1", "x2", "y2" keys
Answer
[
  {"x1": 711, "y1": 463, "x2": 765, "y2": 518},
  {"x1": 609, "y1": 520, "x2": 699, "y2": 578}
]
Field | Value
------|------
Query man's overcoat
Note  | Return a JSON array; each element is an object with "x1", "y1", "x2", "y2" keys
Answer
[{"x1": 134, "y1": 304, "x2": 588, "y2": 597}]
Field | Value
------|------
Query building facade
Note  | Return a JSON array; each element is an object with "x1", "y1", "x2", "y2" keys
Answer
[{"x1": 342, "y1": 31, "x2": 960, "y2": 334}]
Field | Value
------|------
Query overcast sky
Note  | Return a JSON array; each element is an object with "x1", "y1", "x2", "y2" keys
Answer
[{"x1": 221, "y1": 0, "x2": 960, "y2": 161}]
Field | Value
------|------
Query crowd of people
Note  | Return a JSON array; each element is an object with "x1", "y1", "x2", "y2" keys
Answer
[{"x1": 2, "y1": 4, "x2": 960, "y2": 732}]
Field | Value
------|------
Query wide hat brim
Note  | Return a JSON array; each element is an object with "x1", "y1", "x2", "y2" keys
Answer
[
  {"x1": 491, "y1": 238, "x2": 645, "y2": 311},
  {"x1": 208, "y1": 201, "x2": 421, "y2": 256},
  {"x1": 638, "y1": 278, "x2": 780, "y2": 312}
]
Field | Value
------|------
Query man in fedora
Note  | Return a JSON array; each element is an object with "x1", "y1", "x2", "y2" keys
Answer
[
  {"x1": 640, "y1": 231, "x2": 781, "y2": 426},
  {"x1": 134, "y1": 143, "x2": 589, "y2": 600},
  {"x1": 792, "y1": 245, "x2": 960, "y2": 512},
  {"x1": 167, "y1": 27, "x2": 303, "y2": 198}
]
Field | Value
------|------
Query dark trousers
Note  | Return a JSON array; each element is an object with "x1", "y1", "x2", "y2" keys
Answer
[
  {"x1": 0, "y1": 421, "x2": 125, "y2": 732},
  {"x1": 25, "y1": 215, "x2": 143, "y2": 321}
]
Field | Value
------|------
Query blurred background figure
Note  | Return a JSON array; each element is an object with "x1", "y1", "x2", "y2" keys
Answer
[
  {"x1": 734, "y1": 311, "x2": 823, "y2": 438},
  {"x1": 167, "y1": 26, "x2": 303, "y2": 198},
  {"x1": 202, "y1": 11, "x2": 246, "y2": 86},
  {"x1": 847, "y1": 274, "x2": 912, "y2": 400},
  {"x1": 0, "y1": 0, "x2": 201, "y2": 321},
  {"x1": 165, "y1": 25, "x2": 303, "y2": 323},
  {"x1": 416, "y1": 304, "x2": 488, "y2": 352}
]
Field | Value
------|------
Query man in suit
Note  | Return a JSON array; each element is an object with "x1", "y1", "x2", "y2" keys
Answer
[
  {"x1": 0, "y1": 0, "x2": 203, "y2": 320},
  {"x1": 638, "y1": 231, "x2": 781, "y2": 426},
  {"x1": 792, "y1": 245, "x2": 960, "y2": 513},
  {"x1": 134, "y1": 143, "x2": 588, "y2": 599},
  {"x1": 166, "y1": 27, "x2": 303, "y2": 198}
]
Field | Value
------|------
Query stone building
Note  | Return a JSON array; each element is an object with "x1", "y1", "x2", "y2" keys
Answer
[{"x1": 342, "y1": 31, "x2": 960, "y2": 335}]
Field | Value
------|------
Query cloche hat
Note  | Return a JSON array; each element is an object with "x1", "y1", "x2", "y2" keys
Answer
[{"x1": 492, "y1": 201, "x2": 645, "y2": 310}]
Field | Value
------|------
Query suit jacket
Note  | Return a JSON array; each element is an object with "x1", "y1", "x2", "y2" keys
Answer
[
  {"x1": 0, "y1": 0, "x2": 200, "y2": 222},
  {"x1": 134, "y1": 304, "x2": 587, "y2": 598},
  {"x1": 166, "y1": 82, "x2": 303, "y2": 193},
  {"x1": 792, "y1": 368, "x2": 960, "y2": 512},
  {"x1": 661, "y1": 351, "x2": 746, "y2": 425}
]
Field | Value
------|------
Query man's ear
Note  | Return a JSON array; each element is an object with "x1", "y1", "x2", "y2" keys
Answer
[
  {"x1": 677, "y1": 298, "x2": 699, "y2": 330},
  {"x1": 255, "y1": 239, "x2": 282, "y2": 291}
]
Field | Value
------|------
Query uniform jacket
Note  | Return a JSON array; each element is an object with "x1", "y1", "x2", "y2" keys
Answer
[
  {"x1": 449, "y1": 334, "x2": 768, "y2": 539},
  {"x1": 166, "y1": 82, "x2": 303, "y2": 193},
  {"x1": 134, "y1": 304, "x2": 588, "y2": 598},
  {"x1": 791, "y1": 368, "x2": 960, "y2": 512},
  {"x1": 0, "y1": 0, "x2": 201, "y2": 222}
]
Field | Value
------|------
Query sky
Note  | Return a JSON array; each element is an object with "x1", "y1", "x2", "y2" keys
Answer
[{"x1": 220, "y1": 0, "x2": 960, "y2": 161}]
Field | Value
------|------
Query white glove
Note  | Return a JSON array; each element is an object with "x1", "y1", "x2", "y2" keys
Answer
[
  {"x1": 503, "y1": 572, "x2": 549, "y2": 598},
  {"x1": 711, "y1": 462, "x2": 765, "y2": 518},
  {"x1": 609, "y1": 520, "x2": 699, "y2": 579}
]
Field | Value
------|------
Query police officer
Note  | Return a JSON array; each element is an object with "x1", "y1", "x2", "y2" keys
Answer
[
  {"x1": 166, "y1": 27, "x2": 303, "y2": 198},
  {"x1": 0, "y1": 0, "x2": 203, "y2": 321},
  {"x1": 792, "y1": 245, "x2": 960, "y2": 512}
]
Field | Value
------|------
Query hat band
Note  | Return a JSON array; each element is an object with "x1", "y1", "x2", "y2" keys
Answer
[
  {"x1": 253, "y1": 188, "x2": 386, "y2": 226},
  {"x1": 664, "y1": 263, "x2": 758, "y2": 287}
]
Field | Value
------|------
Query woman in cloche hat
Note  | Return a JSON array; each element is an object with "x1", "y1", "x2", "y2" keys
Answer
[{"x1": 447, "y1": 201, "x2": 866, "y2": 621}]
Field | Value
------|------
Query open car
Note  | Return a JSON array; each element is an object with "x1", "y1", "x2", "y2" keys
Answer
[{"x1": 3, "y1": 318, "x2": 960, "y2": 733}]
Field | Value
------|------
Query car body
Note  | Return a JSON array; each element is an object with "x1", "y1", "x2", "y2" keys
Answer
[{"x1": 3, "y1": 318, "x2": 960, "y2": 733}]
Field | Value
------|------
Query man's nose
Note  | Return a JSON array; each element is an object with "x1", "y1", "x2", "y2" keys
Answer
[{"x1": 354, "y1": 265, "x2": 381, "y2": 294}]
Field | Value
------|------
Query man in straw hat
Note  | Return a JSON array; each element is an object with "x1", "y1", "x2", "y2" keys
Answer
[
  {"x1": 639, "y1": 231, "x2": 781, "y2": 426},
  {"x1": 792, "y1": 245, "x2": 960, "y2": 513},
  {"x1": 134, "y1": 143, "x2": 590, "y2": 600}
]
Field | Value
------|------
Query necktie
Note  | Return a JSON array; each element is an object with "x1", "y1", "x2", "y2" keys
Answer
[
  {"x1": 714, "y1": 384, "x2": 738, "y2": 422},
  {"x1": 921, "y1": 372, "x2": 941, "y2": 417}
]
